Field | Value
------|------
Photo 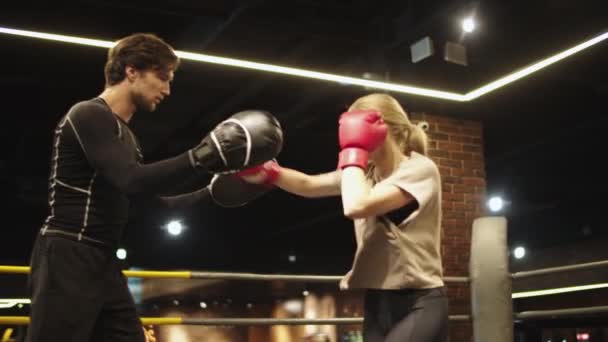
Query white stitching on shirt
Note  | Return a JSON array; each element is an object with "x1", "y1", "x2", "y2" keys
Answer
[
  {"x1": 42, "y1": 116, "x2": 69, "y2": 233},
  {"x1": 78, "y1": 173, "x2": 96, "y2": 239},
  {"x1": 55, "y1": 179, "x2": 90, "y2": 194}
]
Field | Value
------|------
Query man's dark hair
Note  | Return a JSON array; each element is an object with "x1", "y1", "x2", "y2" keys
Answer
[{"x1": 104, "y1": 33, "x2": 180, "y2": 86}]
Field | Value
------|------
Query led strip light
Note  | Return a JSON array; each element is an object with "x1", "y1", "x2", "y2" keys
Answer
[
  {"x1": 0, "y1": 298, "x2": 30, "y2": 309},
  {"x1": 0, "y1": 26, "x2": 607, "y2": 102},
  {"x1": 512, "y1": 283, "x2": 608, "y2": 299}
]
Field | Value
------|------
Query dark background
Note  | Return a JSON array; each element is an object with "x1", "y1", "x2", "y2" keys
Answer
[{"x1": 0, "y1": 0, "x2": 606, "y2": 275}]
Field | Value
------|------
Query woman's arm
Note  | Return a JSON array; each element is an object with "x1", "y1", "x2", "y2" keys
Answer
[
  {"x1": 340, "y1": 166, "x2": 415, "y2": 219},
  {"x1": 239, "y1": 161, "x2": 341, "y2": 198},
  {"x1": 275, "y1": 167, "x2": 341, "y2": 198}
]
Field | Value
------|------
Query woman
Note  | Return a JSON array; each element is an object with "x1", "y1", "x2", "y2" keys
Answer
[{"x1": 239, "y1": 93, "x2": 448, "y2": 341}]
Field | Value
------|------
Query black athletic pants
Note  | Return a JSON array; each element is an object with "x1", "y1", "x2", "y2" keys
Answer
[{"x1": 25, "y1": 233, "x2": 145, "y2": 342}]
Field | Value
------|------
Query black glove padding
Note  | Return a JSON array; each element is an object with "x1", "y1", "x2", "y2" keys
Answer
[
  {"x1": 208, "y1": 173, "x2": 273, "y2": 207},
  {"x1": 189, "y1": 110, "x2": 283, "y2": 174}
]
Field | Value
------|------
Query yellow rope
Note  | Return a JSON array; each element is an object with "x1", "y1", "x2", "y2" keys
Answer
[
  {"x1": 2, "y1": 328, "x2": 14, "y2": 342},
  {"x1": 0, "y1": 317, "x2": 28, "y2": 325},
  {"x1": 0, "y1": 316, "x2": 182, "y2": 326},
  {"x1": 0, "y1": 266, "x2": 29, "y2": 274},
  {"x1": 0, "y1": 266, "x2": 191, "y2": 279},
  {"x1": 141, "y1": 317, "x2": 183, "y2": 325},
  {"x1": 122, "y1": 270, "x2": 191, "y2": 279}
]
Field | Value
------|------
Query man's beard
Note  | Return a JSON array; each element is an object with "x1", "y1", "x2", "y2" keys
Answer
[{"x1": 132, "y1": 92, "x2": 155, "y2": 112}]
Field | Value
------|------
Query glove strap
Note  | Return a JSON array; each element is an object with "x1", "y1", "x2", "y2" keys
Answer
[
  {"x1": 236, "y1": 161, "x2": 281, "y2": 185},
  {"x1": 338, "y1": 148, "x2": 369, "y2": 170},
  {"x1": 262, "y1": 162, "x2": 281, "y2": 184}
]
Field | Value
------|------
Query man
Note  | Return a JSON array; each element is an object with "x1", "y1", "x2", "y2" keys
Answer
[{"x1": 26, "y1": 32, "x2": 282, "y2": 341}]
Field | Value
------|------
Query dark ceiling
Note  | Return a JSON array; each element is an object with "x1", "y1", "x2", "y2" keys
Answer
[{"x1": 0, "y1": 0, "x2": 606, "y2": 275}]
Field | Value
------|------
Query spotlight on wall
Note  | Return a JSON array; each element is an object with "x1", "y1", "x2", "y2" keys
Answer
[
  {"x1": 284, "y1": 299, "x2": 304, "y2": 314},
  {"x1": 116, "y1": 248, "x2": 127, "y2": 260},
  {"x1": 487, "y1": 196, "x2": 504, "y2": 212},
  {"x1": 462, "y1": 17, "x2": 476, "y2": 33},
  {"x1": 166, "y1": 220, "x2": 183, "y2": 236},
  {"x1": 513, "y1": 246, "x2": 526, "y2": 259}
]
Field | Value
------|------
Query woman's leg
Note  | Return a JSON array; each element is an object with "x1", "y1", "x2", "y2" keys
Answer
[
  {"x1": 385, "y1": 288, "x2": 449, "y2": 342},
  {"x1": 362, "y1": 290, "x2": 390, "y2": 342}
]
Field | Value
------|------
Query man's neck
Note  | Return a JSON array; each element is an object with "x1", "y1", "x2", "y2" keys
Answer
[{"x1": 98, "y1": 85, "x2": 135, "y2": 123}]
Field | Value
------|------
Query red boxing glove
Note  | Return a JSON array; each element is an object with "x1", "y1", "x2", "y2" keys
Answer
[
  {"x1": 237, "y1": 160, "x2": 281, "y2": 185},
  {"x1": 337, "y1": 110, "x2": 388, "y2": 169}
]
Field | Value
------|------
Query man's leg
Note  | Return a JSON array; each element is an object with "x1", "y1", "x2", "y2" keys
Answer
[
  {"x1": 91, "y1": 262, "x2": 145, "y2": 342},
  {"x1": 26, "y1": 236, "x2": 103, "y2": 342}
]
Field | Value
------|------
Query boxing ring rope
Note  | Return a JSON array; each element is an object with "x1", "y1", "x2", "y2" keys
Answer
[
  {"x1": 0, "y1": 316, "x2": 471, "y2": 326},
  {"x1": 511, "y1": 259, "x2": 608, "y2": 279},
  {"x1": 0, "y1": 266, "x2": 471, "y2": 329},
  {"x1": 0, "y1": 265, "x2": 468, "y2": 283},
  {"x1": 514, "y1": 306, "x2": 608, "y2": 320},
  {"x1": 2, "y1": 217, "x2": 608, "y2": 341}
]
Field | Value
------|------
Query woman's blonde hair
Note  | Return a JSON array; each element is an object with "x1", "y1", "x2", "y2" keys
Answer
[{"x1": 348, "y1": 93, "x2": 428, "y2": 156}]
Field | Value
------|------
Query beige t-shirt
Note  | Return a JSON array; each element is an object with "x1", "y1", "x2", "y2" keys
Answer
[{"x1": 344, "y1": 151, "x2": 444, "y2": 289}]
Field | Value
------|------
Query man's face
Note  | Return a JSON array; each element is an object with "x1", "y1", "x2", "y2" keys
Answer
[{"x1": 130, "y1": 68, "x2": 174, "y2": 112}]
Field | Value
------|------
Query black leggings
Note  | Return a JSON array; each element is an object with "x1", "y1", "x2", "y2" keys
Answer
[{"x1": 363, "y1": 287, "x2": 448, "y2": 342}]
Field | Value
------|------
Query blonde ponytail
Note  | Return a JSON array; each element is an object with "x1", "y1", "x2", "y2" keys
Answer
[{"x1": 405, "y1": 123, "x2": 429, "y2": 156}]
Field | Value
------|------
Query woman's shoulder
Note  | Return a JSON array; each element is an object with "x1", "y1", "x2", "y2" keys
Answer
[{"x1": 406, "y1": 152, "x2": 439, "y2": 172}]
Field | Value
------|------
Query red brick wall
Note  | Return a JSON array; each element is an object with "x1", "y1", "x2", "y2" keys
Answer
[{"x1": 411, "y1": 112, "x2": 487, "y2": 342}]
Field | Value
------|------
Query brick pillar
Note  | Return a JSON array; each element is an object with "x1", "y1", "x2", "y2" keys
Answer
[{"x1": 411, "y1": 112, "x2": 487, "y2": 342}]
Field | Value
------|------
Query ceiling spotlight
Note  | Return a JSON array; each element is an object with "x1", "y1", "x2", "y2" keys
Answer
[
  {"x1": 166, "y1": 220, "x2": 183, "y2": 236},
  {"x1": 462, "y1": 17, "x2": 476, "y2": 33},
  {"x1": 487, "y1": 196, "x2": 504, "y2": 212},
  {"x1": 513, "y1": 246, "x2": 526, "y2": 259},
  {"x1": 116, "y1": 248, "x2": 127, "y2": 260}
]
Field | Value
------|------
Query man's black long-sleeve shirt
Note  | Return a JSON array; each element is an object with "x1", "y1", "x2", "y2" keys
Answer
[{"x1": 41, "y1": 97, "x2": 208, "y2": 247}]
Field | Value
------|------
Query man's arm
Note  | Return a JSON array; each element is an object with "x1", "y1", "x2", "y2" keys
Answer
[
  {"x1": 67, "y1": 102, "x2": 195, "y2": 196},
  {"x1": 156, "y1": 187, "x2": 212, "y2": 209}
]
